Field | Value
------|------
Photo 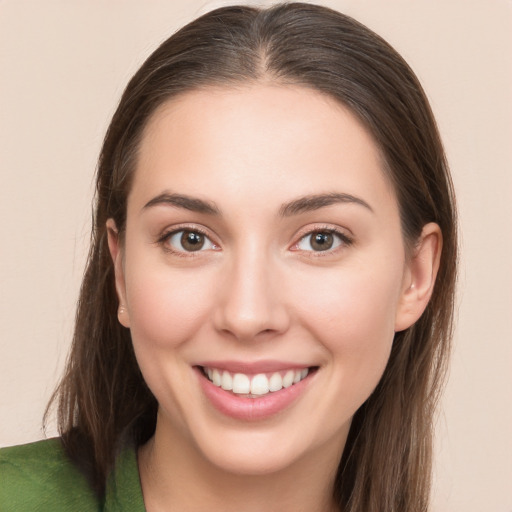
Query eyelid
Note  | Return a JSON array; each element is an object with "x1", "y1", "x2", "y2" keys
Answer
[
  {"x1": 156, "y1": 224, "x2": 220, "y2": 255},
  {"x1": 155, "y1": 222, "x2": 352, "y2": 256},
  {"x1": 289, "y1": 224, "x2": 354, "y2": 253}
]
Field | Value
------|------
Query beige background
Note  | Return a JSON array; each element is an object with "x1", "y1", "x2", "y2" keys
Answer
[{"x1": 1, "y1": 1, "x2": 511, "y2": 510}]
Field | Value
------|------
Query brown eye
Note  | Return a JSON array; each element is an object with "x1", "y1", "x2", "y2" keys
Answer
[
  {"x1": 310, "y1": 232, "x2": 334, "y2": 251},
  {"x1": 181, "y1": 231, "x2": 205, "y2": 251},
  {"x1": 166, "y1": 229, "x2": 216, "y2": 253},
  {"x1": 296, "y1": 230, "x2": 347, "y2": 252}
]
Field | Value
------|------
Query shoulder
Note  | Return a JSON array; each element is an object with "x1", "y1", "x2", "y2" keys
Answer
[{"x1": 0, "y1": 437, "x2": 99, "y2": 511}]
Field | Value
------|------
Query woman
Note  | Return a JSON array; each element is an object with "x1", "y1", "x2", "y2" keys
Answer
[{"x1": 0, "y1": 3, "x2": 457, "y2": 511}]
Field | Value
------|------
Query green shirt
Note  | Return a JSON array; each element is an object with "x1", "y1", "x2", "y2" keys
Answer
[{"x1": 0, "y1": 438, "x2": 146, "y2": 511}]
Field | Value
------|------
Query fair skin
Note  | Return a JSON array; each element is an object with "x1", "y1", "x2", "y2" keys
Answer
[{"x1": 107, "y1": 84, "x2": 441, "y2": 512}]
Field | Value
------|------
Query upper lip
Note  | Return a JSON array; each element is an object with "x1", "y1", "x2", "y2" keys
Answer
[{"x1": 196, "y1": 360, "x2": 314, "y2": 374}]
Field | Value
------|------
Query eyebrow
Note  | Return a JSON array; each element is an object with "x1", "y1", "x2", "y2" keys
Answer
[
  {"x1": 142, "y1": 191, "x2": 373, "y2": 217},
  {"x1": 143, "y1": 192, "x2": 220, "y2": 215},
  {"x1": 279, "y1": 193, "x2": 373, "y2": 216}
]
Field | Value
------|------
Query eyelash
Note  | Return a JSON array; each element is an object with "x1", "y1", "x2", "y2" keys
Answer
[
  {"x1": 291, "y1": 226, "x2": 354, "y2": 256},
  {"x1": 156, "y1": 225, "x2": 217, "y2": 258},
  {"x1": 156, "y1": 225, "x2": 353, "y2": 257}
]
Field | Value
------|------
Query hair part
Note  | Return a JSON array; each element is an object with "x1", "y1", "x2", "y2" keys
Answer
[{"x1": 45, "y1": 3, "x2": 457, "y2": 510}]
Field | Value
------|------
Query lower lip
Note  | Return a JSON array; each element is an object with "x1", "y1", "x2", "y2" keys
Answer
[{"x1": 196, "y1": 367, "x2": 314, "y2": 421}]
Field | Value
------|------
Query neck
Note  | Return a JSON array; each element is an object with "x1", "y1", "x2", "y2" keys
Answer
[{"x1": 138, "y1": 419, "x2": 345, "y2": 512}]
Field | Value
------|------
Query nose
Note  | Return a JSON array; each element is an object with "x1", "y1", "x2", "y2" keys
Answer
[{"x1": 213, "y1": 250, "x2": 290, "y2": 342}]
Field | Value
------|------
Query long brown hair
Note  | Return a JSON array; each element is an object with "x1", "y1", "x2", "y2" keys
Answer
[{"x1": 46, "y1": 3, "x2": 457, "y2": 510}]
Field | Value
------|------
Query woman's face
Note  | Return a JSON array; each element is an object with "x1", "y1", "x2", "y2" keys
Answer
[{"x1": 110, "y1": 85, "x2": 421, "y2": 475}]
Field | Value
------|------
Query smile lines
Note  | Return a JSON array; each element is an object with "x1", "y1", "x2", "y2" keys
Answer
[{"x1": 202, "y1": 367, "x2": 311, "y2": 397}]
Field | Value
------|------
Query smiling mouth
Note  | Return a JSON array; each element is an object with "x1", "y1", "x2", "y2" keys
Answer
[{"x1": 199, "y1": 366, "x2": 317, "y2": 398}]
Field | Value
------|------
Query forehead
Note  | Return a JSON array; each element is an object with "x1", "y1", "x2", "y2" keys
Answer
[{"x1": 130, "y1": 84, "x2": 397, "y2": 215}]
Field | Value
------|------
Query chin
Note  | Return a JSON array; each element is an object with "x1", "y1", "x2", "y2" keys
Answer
[
  {"x1": 184, "y1": 413, "x2": 350, "y2": 478},
  {"x1": 196, "y1": 435, "x2": 310, "y2": 476}
]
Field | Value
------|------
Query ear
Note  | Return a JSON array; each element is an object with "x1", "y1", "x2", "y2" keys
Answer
[
  {"x1": 106, "y1": 219, "x2": 131, "y2": 328},
  {"x1": 394, "y1": 222, "x2": 442, "y2": 332}
]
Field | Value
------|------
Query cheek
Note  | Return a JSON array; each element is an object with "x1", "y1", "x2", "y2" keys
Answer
[
  {"x1": 124, "y1": 255, "x2": 215, "y2": 349},
  {"x1": 297, "y1": 263, "x2": 400, "y2": 337},
  {"x1": 292, "y1": 259, "x2": 402, "y2": 383},
  {"x1": 122, "y1": 255, "x2": 218, "y2": 430}
]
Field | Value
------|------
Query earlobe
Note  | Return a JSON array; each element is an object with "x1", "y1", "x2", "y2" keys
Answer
[
  {"x1": 106, "y1": 219, "x2": 131, "y2": 328},
  {"x1": 394, "y1": 222, "x2": 442, "y2": 332}
]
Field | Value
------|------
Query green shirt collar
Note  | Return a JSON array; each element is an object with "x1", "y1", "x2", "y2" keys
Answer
[{"x1": 104, "y1": 444, "x2": 146, "y2": 512}]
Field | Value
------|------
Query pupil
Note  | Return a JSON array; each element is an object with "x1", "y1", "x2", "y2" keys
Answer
[
  {"x1": 181, "y1": 231, "x2": 204, "y2": 251},
  {"x1": 312, "y1": 232, "x2": 333, "y2": 251}
]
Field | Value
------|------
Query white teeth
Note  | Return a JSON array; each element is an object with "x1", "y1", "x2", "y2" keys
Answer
[
  {"x1": 268, "y1": 372, "x2": 283, "y2": 392},
  {"x1": 204, "y1": 368, "x2": 309, "y2": 396},
  {"x1": 205, "y1": 367, "x2": 311, "y2": 396},
  {"x1": 282, "y1": 370, "x2": 294, "y2": 388},
  {"x1": 250, "y1": 374, "x2": 269, "y2": 395},
  {"x1": 232, "y1": 373, "x2": 251, "y2": 394},
  {"x1": 212, "y1": 369, "x2": 222, "y2": 387},
  {"x1": 221, "y1": 371, "x2": 233, "y2": 390}
]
